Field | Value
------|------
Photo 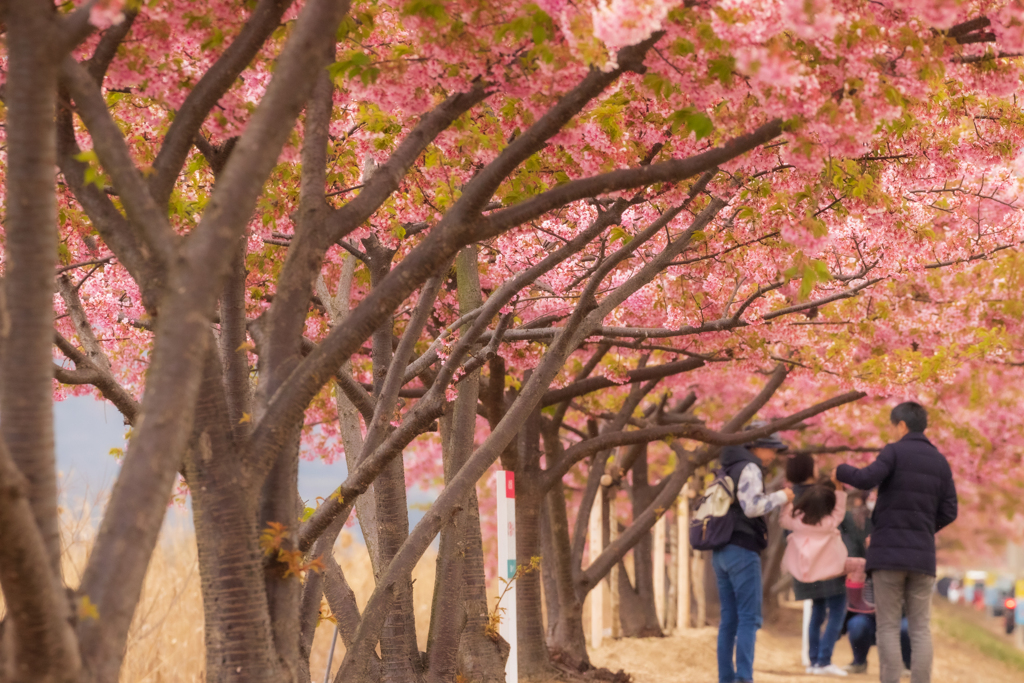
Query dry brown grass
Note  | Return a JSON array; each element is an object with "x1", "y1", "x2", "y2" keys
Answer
[
  {"x1": 57, "y1": 501, "x2": 206, "y2": 683},
  {"x1": 8, "y1": 501, "x2": 438, "y2": 683}
]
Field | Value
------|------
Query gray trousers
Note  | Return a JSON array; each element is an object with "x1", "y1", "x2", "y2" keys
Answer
[{"x1": 872, "y1": 570, "x2": 935, "y2": 683}]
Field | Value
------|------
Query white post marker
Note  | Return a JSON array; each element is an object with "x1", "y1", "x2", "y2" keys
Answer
[
  {"x1": 496, "y1": 471, "x2": 518, "y2": 683},
  {"x1": 609, "y1": 496, "x2": 620, "y2": 639},
  {"x1": 653, "y1": 514, "x2": 666, "y2": 629},
  {"x1": 676, "y1": 486, "x2": 691, "y2": 631},
  {"x1": 589, "y1": 492, "x2": 604, "y2": 648},
  {"x1": 801, "y1": 600, "x2": 813, "y2": 667}
]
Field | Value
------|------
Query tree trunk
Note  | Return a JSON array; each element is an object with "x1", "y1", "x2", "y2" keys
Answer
[
  {"x1": 427, "y1": 246, "x2": 506, "y2": 683},
  {"x1": 540, "y1": 493, "x2": 561, "y2": 642},
  {"x1": 546, "y1": 482, "x2": 589, "y2": 668},
  {"x1": 704, "y1": 550, "x2": 721, "y2": 625},
  {"x1": 1, "y1": 0, "x2": 62, "y2": 582},
  {"x1": 692, "y1": 551, "x2": 707, "y2": 627},
  {"x1": 617, "y1": 447, "x2": 662, "y2": 638},
  {"x1": 258, "y1": 431, "x2": 303, "y2": 683},
  {"x1": 0, "y1": 5, "x2": 80, "y2": 683},
  {"x1": 515, "y1": 480, "x2": 550, "y2": 676},
  {"x1": 365, "y1": 238, "x2": 422, "y2": 683},
  {"x1": 761, "y1": 509, "x2": 786, "y2": 622},
  {"x1": 186, "y1": 358, "x2": 285, "y2": 683}
]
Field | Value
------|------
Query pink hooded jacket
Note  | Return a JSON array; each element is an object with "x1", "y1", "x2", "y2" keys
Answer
[{"x1": 780, "y1": 489, "x2": 849, "y2": 583}]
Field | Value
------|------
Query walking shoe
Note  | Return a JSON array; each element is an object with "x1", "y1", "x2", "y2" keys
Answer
[
  {"x1": 843, "y1": 663, "x2": 867, "y2": 674},
  {"x1": 815, "y1": 664, "x2": 849, "y2": 676},
  {"x1": 900, "y1": 668, "x2": 911, "y2": 678},
  {"x1": 806, "y1": 665, "x2": 821, "y2": 674}
]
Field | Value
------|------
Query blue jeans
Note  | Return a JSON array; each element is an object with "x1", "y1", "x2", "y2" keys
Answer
[
  {"x1": 713, "y1": 544, "x2": 762, "y2": 683},
  {"x1": 809, "y1": 593, "x2": 847, "y2": 667},
  {"x1": 847, "y1": 614, "x2": 911, "y2": 667}
]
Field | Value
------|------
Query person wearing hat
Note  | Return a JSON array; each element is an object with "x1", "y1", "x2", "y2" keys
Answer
[{"x1": 714, "y1": 425, "x2": 795, "y2": 683}]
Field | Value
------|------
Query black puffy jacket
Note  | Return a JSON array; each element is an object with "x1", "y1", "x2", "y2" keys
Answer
[
  {"x1": 720, "y1": 445, "x2": 769, "y2": 553},
  {"x1": 836, "y1": 432, "x2": 957, "y2": 576}
]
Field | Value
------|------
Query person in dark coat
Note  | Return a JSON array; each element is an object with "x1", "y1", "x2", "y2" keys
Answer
[
  {"x1": 838, "y1": 491, "x2": 872, "y2": 559},
  {"x1": 835, "y1": 402, "x2": 958, "y2": 683},
  {"x1": 839, "y1": 490, "x2": 912, "y2": 674}
]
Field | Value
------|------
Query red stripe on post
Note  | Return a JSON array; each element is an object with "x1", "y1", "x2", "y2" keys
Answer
[{"x1": 505, "y1": 471, "x2": 515, "y2": 499}]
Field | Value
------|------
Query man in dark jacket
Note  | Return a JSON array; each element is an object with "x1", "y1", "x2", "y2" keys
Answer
[
  {"x1": 713, "y1": 430, "x2": 794, "y2": 683},
  {"x1": 836, "y1": 402, "x2": 958, "y2": 683}
]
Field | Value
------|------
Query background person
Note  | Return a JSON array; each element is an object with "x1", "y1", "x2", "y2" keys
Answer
[
  {"x1": 836, "y1": 402, "x2": 958, "y2": 683},
  {"x1": 845, "y1": 612, "x2": 912, "y2": 676},
  {"x1": 839, "y1": 490, "x2": 873, "y2": 559},
  {"x1": 841, "y1": 494, "x2": 911, "y2": 675},
  {"x1": 714, "y1": 429, "x2": 794, "y2": 683}
]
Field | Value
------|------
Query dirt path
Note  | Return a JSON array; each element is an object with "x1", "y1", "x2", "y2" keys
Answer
[{"x1": 588, "y1": 603, "x2": 1023, "y2": 683}]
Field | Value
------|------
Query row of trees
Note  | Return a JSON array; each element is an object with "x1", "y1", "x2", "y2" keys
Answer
[{"x1": 4, "y1": 2, "x2": 1024, "y2": 683}]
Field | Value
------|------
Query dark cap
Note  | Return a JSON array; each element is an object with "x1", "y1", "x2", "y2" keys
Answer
[{"x1": 745, "y1": 420, "x2": 788, "y2": 451}]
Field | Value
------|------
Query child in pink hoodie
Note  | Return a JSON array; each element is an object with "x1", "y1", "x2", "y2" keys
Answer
[{"x1": 781, "y1": 469, "x2": 849, "y2": 676}]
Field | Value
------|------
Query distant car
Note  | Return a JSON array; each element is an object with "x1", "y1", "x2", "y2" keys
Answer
[
  {"x1": 1003, "y1": 596, "x2": 1016, "y2": 635},
  {"x1": 992, "y1": 587, "x2": 1014, "y2": 617}
]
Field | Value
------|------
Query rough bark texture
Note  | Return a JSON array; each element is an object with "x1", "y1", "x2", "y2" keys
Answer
[
  {"x1": 1, "y1": 0, "x2": 62, "y2": 581},
  {"x1": 617, "y1": 448, "x2": 663, "y2": 638},
  {"x1": 515, "y1": 415, "x2": 556, "y2": 678},
  {"x1": 426, "y1": 246, "x2": 507, "y2": 683},
  {"x1": 185, "y1": 355, "x2": 284, "y2": 683},
  {"x1": 0, "y1": 5, "x2": 80, "y2": 682},
  {"x1": 364, "y1": 239, "x2": 422, "y2": 683},
  {"x1": 546, "y1": 479, "x2": 589, "y2": 668},
  {"x1": 540, "y1": 493, "x2": 561, "y2": 643},
  {"x1": 760, "y1": 508, "x2": 787, "y2": 621}
]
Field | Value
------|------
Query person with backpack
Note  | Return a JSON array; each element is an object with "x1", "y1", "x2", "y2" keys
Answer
[
  {"x1": 710, "y1": 429, "x2": 793, "y2": 683},
  {"x1": 780, "y1": 454, "x2": 849, "y2": 676},
  {"x1": 836, "y1": 403, "x2": 958, "y2": 683}
]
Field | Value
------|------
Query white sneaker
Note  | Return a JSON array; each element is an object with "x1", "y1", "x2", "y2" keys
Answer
[
  {"x1": 817, "y1": 664, "x2": 849, "y2": 676},
  {"x1": 807, "y1": 665, "x2": 821, "y2": 674}
]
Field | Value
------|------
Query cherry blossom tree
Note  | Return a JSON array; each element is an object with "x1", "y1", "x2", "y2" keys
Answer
[{"x1": 4, "y1": 2, "x2": 1024, "y2": 683}]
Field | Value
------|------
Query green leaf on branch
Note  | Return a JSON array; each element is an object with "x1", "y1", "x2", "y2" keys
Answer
[
  {"x1": 73, "y1": 150, "x2": 107, "y2": 191},
  {"x1": 708, "y1": 55, "x2": 736, "y2": 85},
  {"x1": 798, "y1": 259, "x2": 832, "y2": 298},
  {"x1": 402, "y1": 0, "x2": 447, "y2": 20},
  {"x1": 610, "y1": 226, "x2": 632, "y2": 245},
  {"x1": 669, "y1": 108, "x2": 714, "y2": 140},
  {"x1": 201, "y1": 27, "x2": 225, "y2": 52},
  {"x1": 330, "y1": 51, "x2": 380, "y2": 85}
]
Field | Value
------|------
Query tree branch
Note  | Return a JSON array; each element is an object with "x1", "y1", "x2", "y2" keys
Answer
[
  {"x1": 476, "y1": 119, "x2": 782, "y2": 240},
  {"x1": 577, "y1": 388, "x2": 867, "y2": 591},
  {"x1": 148, "y1": 0, "x2": 296, "y2": 208},
  {"x1": 323, "y1": 84, "x2": 491, "y2": 246},
  {"x1": 541, "y1": 357, "x2": 705, "y2": 406},
  {"x1": 85, "y1": 9, "x2": 139, "y2": 82},
  {"x1": 61, "y1": 56, "x2": 179, "y2": 259},
  {"x1": 448, "y1": 35, "x2": 662, "y2": 217}
]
